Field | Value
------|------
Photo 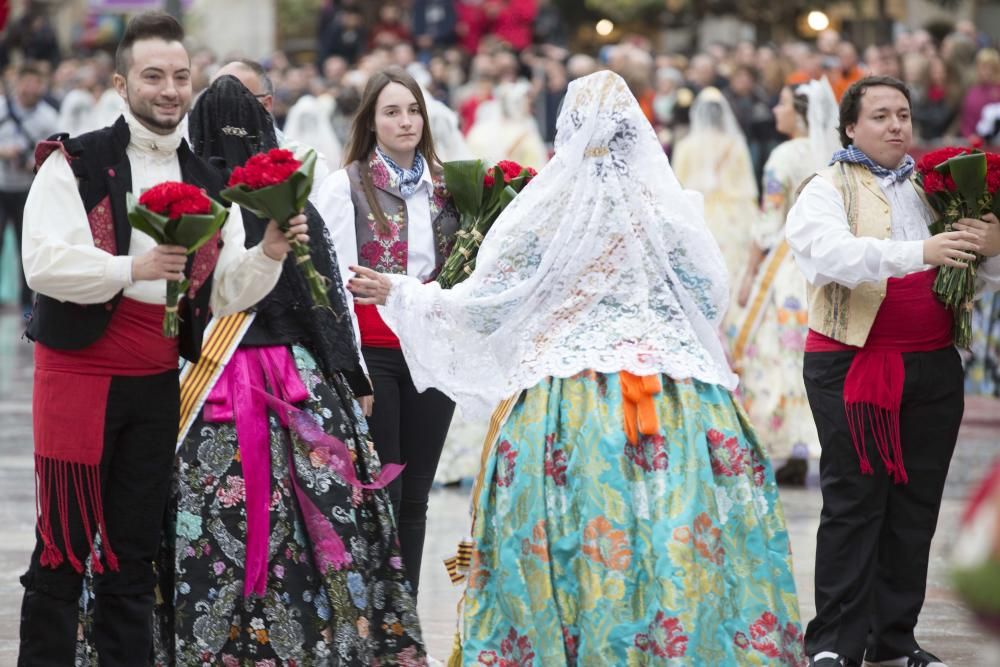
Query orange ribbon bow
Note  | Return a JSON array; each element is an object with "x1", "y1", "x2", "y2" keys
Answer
[{"x1": 620, "y1": 372, "x2": 663, "y2": 445}]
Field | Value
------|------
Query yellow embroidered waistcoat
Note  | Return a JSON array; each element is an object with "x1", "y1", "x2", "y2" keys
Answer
[{"x1": 805, "y1": 162, "x2": 900, "y2": 347}]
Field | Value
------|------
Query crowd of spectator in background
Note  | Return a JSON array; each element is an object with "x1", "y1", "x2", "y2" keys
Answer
[{"x1": 2, "y1": 1, "x2": 1000, "y2": 201}]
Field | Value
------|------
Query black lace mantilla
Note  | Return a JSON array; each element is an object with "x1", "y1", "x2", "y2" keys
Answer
[{"x1": 189, "y1": 75, "x2": 369, "y2": 395}]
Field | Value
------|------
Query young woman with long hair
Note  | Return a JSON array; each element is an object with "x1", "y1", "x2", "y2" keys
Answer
[{"x1": 315, "y1": 66, "x2": 459, "y2": 598}]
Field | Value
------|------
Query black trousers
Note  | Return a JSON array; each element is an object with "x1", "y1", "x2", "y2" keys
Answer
[
  {"x1": 0, "y1": 189, "x2": 30, "y2": 307},
  {"x1": 19, "y1": 370, "x2": 179, "y2": 667},
  {"x1": 362, "y1": 346, "x2": 455, "y2": 596},
  {"x1": 802, "y1": 347, "x2": 964, "y2": 662}
]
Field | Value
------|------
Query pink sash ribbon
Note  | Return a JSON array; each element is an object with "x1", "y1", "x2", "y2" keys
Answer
[{"x1": 204, "y1": 346, "x2": 403, "y2": 596}]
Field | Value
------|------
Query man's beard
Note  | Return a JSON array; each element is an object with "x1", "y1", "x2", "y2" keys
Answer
[{"x1": 129, "y1": 100, "x2": 185, "y2": 133}]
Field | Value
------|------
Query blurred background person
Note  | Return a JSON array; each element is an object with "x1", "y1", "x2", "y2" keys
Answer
[
  {"x1": 961, "y1": 48, "x2": 1000, "y2": 139},
  {"x1": 672, "y1": 87, "x2": 758, "y2": 348},
  {"x1": 466, "y1": 79, "x2": 547, "y2": 169},
  {"x1": 0, "y1": 61, "x2": 58, "y2": 313}
]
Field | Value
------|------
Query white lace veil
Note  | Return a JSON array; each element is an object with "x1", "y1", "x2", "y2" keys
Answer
[
  {"x1": 379, "y1": 70, "x2": 738, "y2": 417},
  {"x1": 797, "y1": 77, "x2": 841, "y2": 170},
  {"x1": 678, "y1": 87, "x2": 757, "y2": 198}
]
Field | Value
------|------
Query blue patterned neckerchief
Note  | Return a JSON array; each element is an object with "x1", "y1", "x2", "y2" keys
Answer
[
  {"x1": 376, "y1": 146, "x2": 426, "y2": 198},
  {"x1": 830, "y1": 145, "x2": 915, "y2": 183}
]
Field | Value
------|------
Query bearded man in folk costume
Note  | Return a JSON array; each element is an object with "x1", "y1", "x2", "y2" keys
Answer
[
  {"x1": 786, "y1": 76, "x2": 1000, "y2": 667},
  {"x1": 17, "y1": 14, "x2": 305, "y2": 666}
]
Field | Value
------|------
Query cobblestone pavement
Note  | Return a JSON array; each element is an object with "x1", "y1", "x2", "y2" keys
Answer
[{"x1": 0, "y1": 311, "x2": 998, "y2": 665}]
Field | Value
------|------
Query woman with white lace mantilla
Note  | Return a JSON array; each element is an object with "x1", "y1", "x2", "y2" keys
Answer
[
  {"x1": 315, "y1": 66, "x2": 459, "y2": 598},
  {"x1": 349, "y1": 70, "x2": 805, "y2": 665}
]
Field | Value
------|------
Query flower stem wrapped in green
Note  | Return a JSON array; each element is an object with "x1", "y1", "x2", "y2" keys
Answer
[
  {"x1": 126, "y1": 183, "x2": 228, "y2": 337},
  {"x1": 221, "y1": 148, "x2": 330, "y2": 309},
  {"x1": 437, "y1": 159, "x2": 536, "y2": 289}
]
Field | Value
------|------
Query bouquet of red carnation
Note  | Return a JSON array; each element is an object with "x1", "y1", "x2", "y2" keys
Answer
[
  {"x1": 127, "y1": 182, "x2": 228, "y2": 337},
  {"x1": 436, "y1": 159, "x2": 538, "y2": 289},
  {"x1": 916, "y1": 147, "x2": 1000, "y2": 347},
  {"x1": 221, "y1": 148, "x2": 330, "y2": 309}
]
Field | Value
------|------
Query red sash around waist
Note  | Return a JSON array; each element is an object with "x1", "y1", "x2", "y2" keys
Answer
[
  {"x1": 805, "y1": 269, "x2": 953, "y2": 484},
  {"x1": 32, "y1": 297, "x2": 179, "y2": 574}
]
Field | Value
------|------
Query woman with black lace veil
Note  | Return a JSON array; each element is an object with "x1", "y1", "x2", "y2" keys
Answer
[
  {"x1": 141, "y1": 75, "x2": 425, "y2": 666},
  {"x1": 349, "y1": 70, "x2": 805, "y2": 665}
]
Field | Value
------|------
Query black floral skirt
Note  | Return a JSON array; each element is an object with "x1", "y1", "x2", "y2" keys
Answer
[{"x1": 77, "y1": 345, "x2": 425, "y2": 666}]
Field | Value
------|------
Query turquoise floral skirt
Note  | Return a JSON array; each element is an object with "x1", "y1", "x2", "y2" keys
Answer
[{"x1": 461, "y1": 372, "x2": 806, "y2": 666}]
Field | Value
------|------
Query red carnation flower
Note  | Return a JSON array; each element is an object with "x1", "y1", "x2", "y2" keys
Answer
[
  {"x1": 986, "y1": 152, "x2": 1000, "y2": 195},
  {"x1": 484, "y1": 171, "x2": 495, "y2": 187},
  {"x1": 915, "y1": 146, "x2": 971, "y2": 175},
  {"x1": 227, "y1": 148, "x2": 303, "y2": 190},
  {"x1": 526, "y1": 167, "x2": 538, "y2": 178},
  {"x1": 496, "y1": 159, "x2": 524, "y2": 183},
  {"x1": 138, "y1": 182, "x2": 211, "y2": 219},
  {"x1": 921, "y1": 170, "x2": 947, "y2": 195}
]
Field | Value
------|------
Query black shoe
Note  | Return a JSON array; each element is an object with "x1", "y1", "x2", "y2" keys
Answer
[
  {"x1": 863, "y1": 648, "x2": 947, "y2": 666},
  {"x1": 811, "y1": 654, "x2": 862, "y2": 667},
  {"x1": 776, "y1": 457, "x2": 808, "y2": 486}
]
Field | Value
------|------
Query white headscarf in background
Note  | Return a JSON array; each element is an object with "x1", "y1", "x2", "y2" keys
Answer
[
  {"x1": 377, "y1": 70, "x2": 737, "y2": 417},
  {"x1": 466, "y1": 80, "x2": 548, "y2": 169},
  {"x1": 798, "y1": 77, "x2": 841, "y2": 170},
  {"x1": 57, "y1": 89, "x2": 98, "y2": 136},
  {"x1": 676, "y1": 87, "x2": 758, "y2": 199},
  {"x1": 283, "y1": 94, "x2": 343, "y2": 170}
]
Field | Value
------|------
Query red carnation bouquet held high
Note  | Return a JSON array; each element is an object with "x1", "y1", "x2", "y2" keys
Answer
[
  {"x1": 915, "y1": 147, "x2": 1000, "y2": 347},
  {"x1": 436, "y1": 159, "x2": 537, "y2": 289},
  {"x1": 126, "y1": 183, "x2": 228, "y2": 337},
  {"x1": 221, "y1": 148, "x2": 330, "y2": 308}
]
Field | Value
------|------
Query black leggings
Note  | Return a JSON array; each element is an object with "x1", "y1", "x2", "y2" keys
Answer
[{"x1": 362, "y1": 346, "x2": 454, "y2": 596}]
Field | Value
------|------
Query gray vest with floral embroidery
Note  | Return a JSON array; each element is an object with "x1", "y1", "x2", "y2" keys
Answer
[{"x1": 346, "y1": 154, "x2": 459, "y2": 277}]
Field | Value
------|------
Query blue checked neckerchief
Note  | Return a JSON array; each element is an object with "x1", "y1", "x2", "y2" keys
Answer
[
  {"x1": 830, "y1": 145, "x2": 915, "y2": 183},
  {"x1": 376, "y1": 146, "x2": 426, "y2": 198}
]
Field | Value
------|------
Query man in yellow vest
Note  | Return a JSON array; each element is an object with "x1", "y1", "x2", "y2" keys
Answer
[{"x1": 786, "y1": 76, "x2": 1000, "y2": 667}]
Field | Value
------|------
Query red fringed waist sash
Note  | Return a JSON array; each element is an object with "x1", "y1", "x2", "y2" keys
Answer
[
  {"x1": 805, "y1": 269, "x2": 953, "y2": 484},
  {"x1": 32, "y1": 297, "x2": 178, "y2": 573}
]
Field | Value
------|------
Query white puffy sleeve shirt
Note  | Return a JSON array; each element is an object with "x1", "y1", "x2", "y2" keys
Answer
[
  {"x1": 313, "y1": 162, "x2": 437, "y2": 352},
  {"x1": 22, "y1": 149, "x2": 283, "y2": 317},
  {"x1": 786, "y1": 171, "x2": 1000, "y2": 292}
]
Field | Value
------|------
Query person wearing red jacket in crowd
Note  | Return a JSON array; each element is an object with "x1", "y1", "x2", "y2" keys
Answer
[
  {"x1": 455, "y1": 0, "x2": 487, "y2": 55},
  {"x1": 369, "y1": 3, "x2": 411, "y2": 50},
  {"x1": 486, "y1": 0, "x2": 537, "y2": 52},
  {"x1": 456, "y1": 0, "x2": 537, "y2": 54}
]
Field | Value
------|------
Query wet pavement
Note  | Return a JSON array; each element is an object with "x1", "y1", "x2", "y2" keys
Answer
[{"x1": 0, "y1": 309, "x2": 998, "y2": 665}]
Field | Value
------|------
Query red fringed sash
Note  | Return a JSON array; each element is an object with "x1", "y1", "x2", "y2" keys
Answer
[
  {"x1": 805, "y1": 269, "x2": 953, "y2": 484},
  {"x1": 32, "y1": 298, "x2": 178, "y2": 572}
]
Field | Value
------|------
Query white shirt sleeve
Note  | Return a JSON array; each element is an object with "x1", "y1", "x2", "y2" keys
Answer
[
  {"x1": 785, "y1": 175, "x2": 926, "y2": 289},
  {"x1": 21, "y1": 150, "x2": 134, "y2": 304},
  {"x1": 209, "y1": 204, "x2": 285, "y2": 317},
  {"x1": 314, "y1": 168, "x2": 368, "y2": 376}
]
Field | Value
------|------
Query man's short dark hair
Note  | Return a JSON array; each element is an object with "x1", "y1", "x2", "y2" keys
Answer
[
  {"x1": 838, "y1": 75, "x2": 911, "y2": 147},
  {"x1": 115, "y1": 12, "x2": 185, "y2": 75},
  {"x1": 234, "y1": 58, "x2": 274, "y2": 96}
]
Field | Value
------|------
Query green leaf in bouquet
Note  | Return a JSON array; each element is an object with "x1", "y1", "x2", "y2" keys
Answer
[
  {"x1": 443, "y1": 159, "x2": 486, "y2": 215},
  {"x1": 948, "y1": 152, "x2": 986, "y2": 213},
  {"x1": 292, "y1": 148, "x2": 317, "y2": 213},
  {"x1": 221, "y1": 179, "x2": 298, "y2": 225},
  {"x1": 125, "y1": 191, "x2": 169, "y2": 244},
  {"x1": 497, "y1": 184, "x2": 519, "y2": 210},
  {"x1": 168, "y1": 199, "x2": 230, "y2": 254}
]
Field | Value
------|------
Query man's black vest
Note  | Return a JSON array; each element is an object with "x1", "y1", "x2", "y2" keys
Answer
[{"x1": 25, "y1": 116, "x2": 226, "y2": 363}]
